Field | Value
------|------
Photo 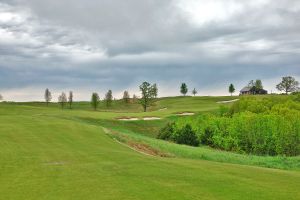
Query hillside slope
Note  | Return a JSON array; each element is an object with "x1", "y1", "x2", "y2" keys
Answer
[{"x1": 0, "y1": 99, "x2": 300, "y2": 199}]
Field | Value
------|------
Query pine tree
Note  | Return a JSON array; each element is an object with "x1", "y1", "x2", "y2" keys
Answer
[
  {"x1": 229, "y1": 84, "x2": 235, "y2": 96},
  {"x1": 180, "y1": 83, "x2": 188, "y2": 96},
  {"x1": 91, "y1": 93, "x2": 100, "y2": 110}
]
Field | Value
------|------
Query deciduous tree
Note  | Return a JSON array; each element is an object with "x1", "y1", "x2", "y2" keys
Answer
[
  {"x1": 255, "y1": 79, "x2": 263, "y2": 90},
  {"x1": 58, "y1": 92, "x2": 67, "y2": 109},
  {"x1": 276, "y1": 76, "x2": 299, "y2": 94},
  {"x1": 139, "y1": 82, "x2": 156, "y2": 112},
  {"x1": 248, "y1": 80, "x2": 255, "y2": 87},
  {"x1": 248, "y1": 80, "x2": 264, "y2": 94}
]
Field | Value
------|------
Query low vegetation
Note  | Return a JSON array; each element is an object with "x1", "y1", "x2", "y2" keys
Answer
[{"x1": 158, "y1": 95, "x2": 300, "y2": 156}]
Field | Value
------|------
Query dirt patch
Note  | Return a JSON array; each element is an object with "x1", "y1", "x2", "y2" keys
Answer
[
  {"x1": 103, "y1": 127, "x2": 172, "y2": 157},
  {"x1": 143, "y1": 117, "x2": 161, "y2": 120},
  {"x1": 176, "y1": 112, "x2": 195, "y2": 116},
  {"x1": 217, "y1": 99, "x2": 239, "y2": 104},
  {"x1": 127, "y1": 141, "x2": 171, "y2": 157}
]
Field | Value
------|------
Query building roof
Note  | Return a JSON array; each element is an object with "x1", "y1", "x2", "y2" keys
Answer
[{"x1": 240, "y1": 86, "x2": 252, "y2": 92}]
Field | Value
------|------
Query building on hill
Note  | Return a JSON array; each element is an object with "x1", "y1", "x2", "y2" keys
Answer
[
  {"x1": 240, "y1": 86, "x2": 268, "y2": 95},
  {"x1": 240, "y1": 86, "x2": 252, "y2": 95}
]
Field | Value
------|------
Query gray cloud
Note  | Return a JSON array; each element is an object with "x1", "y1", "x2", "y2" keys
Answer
[{"x1": 0, "y1": 0, "x2": 300, "y2": 101}]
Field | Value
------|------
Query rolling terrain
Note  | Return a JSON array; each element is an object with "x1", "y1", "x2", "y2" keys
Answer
[{"x1": 0, "y1": 96, "x2": 299, "y2": 200}]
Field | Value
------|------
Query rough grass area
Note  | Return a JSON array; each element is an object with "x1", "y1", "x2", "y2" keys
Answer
[{"x1": 100, "y1": 121, "x2": 300, "y2": 170}]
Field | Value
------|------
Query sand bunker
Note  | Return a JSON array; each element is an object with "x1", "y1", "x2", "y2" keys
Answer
[
  {"x1": 158, "y1": 108, "x2": 167, "y2": 111},
  {"x1": 217, "y1": 99, "x2": 239, "y2": 104},
  {"x1": 143, "y1": 117, "x2": 161, "y2": 120},
  {"x1": 118, "y1": 117, "x2": 139, "y2": 121},
  {"x1": 117, "y1": 116, "x2": 161, "y2": 121},
  {"x1": 176, "y1": 112, "x2": 195, "y2": 116}
]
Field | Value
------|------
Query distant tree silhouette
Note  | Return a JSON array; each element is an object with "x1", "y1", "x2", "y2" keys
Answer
[
  {"x1": 123, "y1": 91, "x2": 130, "y2": 103},
  {"x1": 132, "y1": 94, "x2": 138, "y2": 103},
  {"x1": 152, "y1": 83, "x2": 158, "y2": 98},
  {"x1": 192, "y1": 88, "x2": 197, "y2": 96},
  {"x1": 105, "y1": 90, "x2": 113, "y2": 107},
  {"x1": 58, "y1": 92, "x2": 67, "y2": 109},
  {"x1": 91, "y1": 93, "x2": 100, "y2": 110},
  {"x1": 68, "y1": 91, "x2": 73, "y2": 109},
  {"x1": 0, "y1": 94, "x2": 3, "y2": 101},
  {"x1": 44, "y1": 88, "x2": 52, "y2": 106}
]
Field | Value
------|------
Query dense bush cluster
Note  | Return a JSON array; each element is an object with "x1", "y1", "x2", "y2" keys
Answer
[
  {"x1": 158, "y1": 96, "x2": 300, "y2": 156},
  {"x1": 158, "y1": 123, "x2": 199, "y2": 146}
]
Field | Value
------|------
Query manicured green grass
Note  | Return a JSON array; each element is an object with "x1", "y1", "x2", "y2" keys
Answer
[{"x1": 1, "y1": 96, "x2": 299, "y2": 199}]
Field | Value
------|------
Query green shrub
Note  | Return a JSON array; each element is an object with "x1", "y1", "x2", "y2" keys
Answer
[
  {"x1": 173, "y1": 124, "x2": 199, "y2": 146},
  {"x1": 218, "y1": 105, "x2": 230, "y2": 117},
  {"x1": 157, "y1": 122, "x2": 175, "y2": 140},
  {"x1": 200, "y1": 126, "x2": 214, "y2": 146},
  {"x1": 159, "y1": 96, "x2": 300, "y2": 156}
]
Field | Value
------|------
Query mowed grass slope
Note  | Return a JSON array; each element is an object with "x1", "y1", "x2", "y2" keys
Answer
[{"x1": 1, "y1": 96, "x2": 300, "y2": 199}]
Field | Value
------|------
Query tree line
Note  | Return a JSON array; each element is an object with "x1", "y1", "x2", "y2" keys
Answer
[
  {"x1": 41, "y1": 76, "x2": 298, "y2": 111},
  {"x1": 227, "y1": 76, "x2": 299, "y2": 96}
]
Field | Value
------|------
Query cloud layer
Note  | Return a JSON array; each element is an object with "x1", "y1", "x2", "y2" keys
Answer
[{"x1": 0, "y1": 0, "x2": 300, "y2": 101}]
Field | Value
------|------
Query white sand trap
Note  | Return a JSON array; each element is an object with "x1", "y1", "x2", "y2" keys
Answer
[
  {"x1": 176, "y1": 112, "x2": 195, "y2": 116},
  {"x1": 143, "y1": 117, "x2": 161, "y2": 120},
  {"x1": 158, "y1": 108, "x2": 167, "y2": 111},
  {"x1": 118, "y1": 117, "x2": 139, "y2": 121},
  {"x1": 217, "y1": 99, "x2": 239, "y2": 104}
]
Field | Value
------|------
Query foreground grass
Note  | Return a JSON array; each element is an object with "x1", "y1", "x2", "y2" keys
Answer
[{"x1": 1, "y1": 96, "x2": 300, "y2": 199}]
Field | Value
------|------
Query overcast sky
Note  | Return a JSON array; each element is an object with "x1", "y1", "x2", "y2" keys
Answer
[{"x1": 0, "y1": 0, "x2": 300, "y2": 101}]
